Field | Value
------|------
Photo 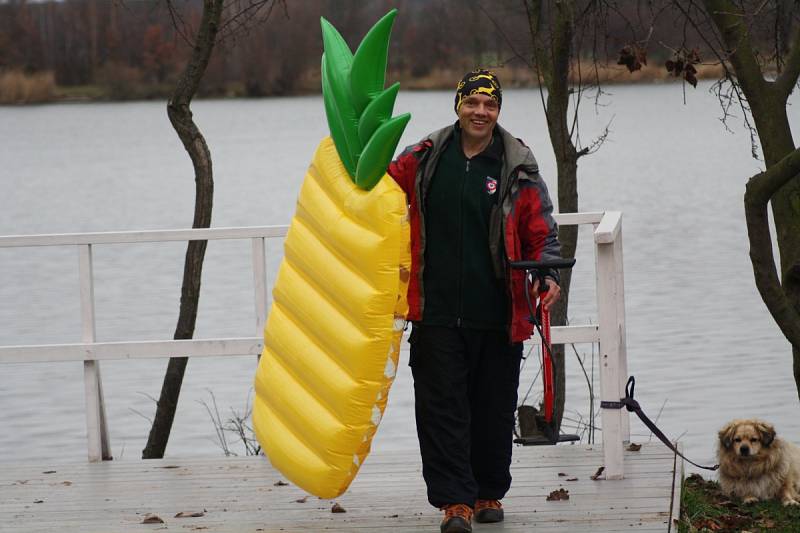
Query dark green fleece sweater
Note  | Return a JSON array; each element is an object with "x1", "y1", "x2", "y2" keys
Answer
[{"x1": 421, "y1": 126, "x2": 508, "y2": 330}]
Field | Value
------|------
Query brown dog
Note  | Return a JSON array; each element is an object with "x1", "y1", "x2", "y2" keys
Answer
[{"x1": 717, "y1": 419, "x2": 800, "y2": 506}]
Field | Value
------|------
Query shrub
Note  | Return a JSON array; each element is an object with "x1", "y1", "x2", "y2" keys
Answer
[{"x1": 0, "y1": 70, "x2": 56, "y2": 104}]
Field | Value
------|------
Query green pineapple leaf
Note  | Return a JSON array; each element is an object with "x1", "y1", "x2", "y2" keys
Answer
[
  {"x1": 320, "y1": 19, "x2": 360, "y2": 177},
  {"x1": 356, "y1": 113, "x2": 411, "y2": 190},
  {"x1": 349, "y1": 10, "x2": 396, "y2": 115},
  {"x1": 358, "y1": 82, "x2": 400, "y2": 146},
  {"x1": 321, "y1": 54, "x2": 357, "y2": 176},
  {"x1": 320, "y1": 9, "x2": 410, "y2": 191}
]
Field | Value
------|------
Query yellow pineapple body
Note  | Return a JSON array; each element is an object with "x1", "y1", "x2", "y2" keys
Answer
[{"x1": 253, "y1": 137, "x2": 410, "y2": 498}]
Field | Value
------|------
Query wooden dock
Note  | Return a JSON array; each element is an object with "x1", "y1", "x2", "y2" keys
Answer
[{"x1": 1, "y1": 443, "x2": 680, "y2": 532}]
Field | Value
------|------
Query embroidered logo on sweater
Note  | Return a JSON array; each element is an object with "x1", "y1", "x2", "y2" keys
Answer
[{"x1": 485, "y1": 176, "x2": 498, "y2": 195}]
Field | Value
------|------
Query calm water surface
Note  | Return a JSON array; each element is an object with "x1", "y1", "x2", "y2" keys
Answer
[{"x1": 1, "y1": 83, "x2": 798, "y2": 475}]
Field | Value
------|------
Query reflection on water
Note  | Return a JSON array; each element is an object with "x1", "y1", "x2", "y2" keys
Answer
[{"x1": 1, "y1": 84, "x2": 798, "y2": 473}]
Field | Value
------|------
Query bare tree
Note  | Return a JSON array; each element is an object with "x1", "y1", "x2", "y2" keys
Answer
[
  {"x1": 142, "y1": 0, "x2": 280, "y2": 459},
  {"x1": 484, "y1": 1, "x2": 612, "y2": 439},
  {"x1": 657, "y1": 0, "x2": 800, "y2": 402}
]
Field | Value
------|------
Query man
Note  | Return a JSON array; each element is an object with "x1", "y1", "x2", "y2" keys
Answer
[{"x1": 388, "y1": 69, "x2": 563, "y2": 533}]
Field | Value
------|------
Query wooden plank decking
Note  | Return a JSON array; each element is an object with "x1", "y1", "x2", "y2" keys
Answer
[{"x1": 0, "y1": 444, "x2": 681, "y2": 532}]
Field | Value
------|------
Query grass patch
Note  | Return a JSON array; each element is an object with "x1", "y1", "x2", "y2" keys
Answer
[
  {"x1": 678, "y1": 473, "x2": 800, "y2": 532},
  {"x1": 54, "y1": 84, "x2": 109, "y2": 101}
]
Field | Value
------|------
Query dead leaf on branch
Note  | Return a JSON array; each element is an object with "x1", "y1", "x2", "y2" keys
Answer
[
  {"x1": 546, "y1": 488, "x2": 570, "y2": 501},
  {"x1": 665, "y1": 48, "x2": 701, "y2": 87},
  {"x1": 618, "y1": 44, "x2": 647, "y2": 72}
]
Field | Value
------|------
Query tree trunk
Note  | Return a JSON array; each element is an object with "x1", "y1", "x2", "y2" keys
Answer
[
  {"x1": 525, "y1": 0, "x2": 579, "y2": 435},
  {"x1": 750, "y1": 102, "x2": 800, "y2": 404},
  {"x1": 142, "y1": 0, "x2": 223, "y2": 459},
  {"x1": 702, "y1": 0, "x2": 800, "y2": 402}
]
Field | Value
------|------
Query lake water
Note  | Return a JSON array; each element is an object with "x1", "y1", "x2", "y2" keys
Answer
[{"x1": 1, "y1": 83, "x2": 798, "y2": 476}]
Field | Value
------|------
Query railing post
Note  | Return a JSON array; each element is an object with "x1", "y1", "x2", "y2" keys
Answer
[
  {"x1": 78, "y1": 244, "x2": 111, "y2": 462},
  {"x1": 252, "y1": 237, "x2": 268, "y2": 359},
  {"x1": 595, "y1": 211, "x2": 625, "y2": 479},
  {"x1": 614, "y1": 228, "x2": 630, "y2": 443}
]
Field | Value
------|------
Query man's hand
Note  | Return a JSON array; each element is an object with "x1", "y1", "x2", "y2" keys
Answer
[{"x1": 532, "y1": 278, "x2": 561, "y2": 311}]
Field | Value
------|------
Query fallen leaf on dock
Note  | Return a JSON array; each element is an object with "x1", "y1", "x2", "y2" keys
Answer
[
  {"x1": 158, "y1": 465, "x2": 180, "y2": 469},
  {"x1": 273, "y1": 480, "x2": 288, "y2": 486},
  {"x1": 331, "y1": 503, "x2": 346, "y2": 513},
  {"x1": 141, "y1": 514, "x2": 164, "y2": 524},
  {"x1": 567, "y1": 477, "x2": 578, "y2": 481},
  {"x1": 295, "y1": 496, "x2": 308, "y2": 503},
  {"x1": 626, "y1": 443, "x2": 642, "y2": 451},
  {"x1": 42, "y1": 470, "x2": 56, "y2": 474},
  {"x1": 590, "y1": 466, "x2": 605, "y2": 480},
  {"x1": 546, "y1": 488, "x2": 569, "y2": 501},
  {"x1": 174, "y1": 511, "x2": 205, "y2": 517},
  {"x1": 33, "y1": 499, "x2": 44, "y2": 504},
  {"x1": 557, "y1": 472, "x2": 567, "y2": 477}
]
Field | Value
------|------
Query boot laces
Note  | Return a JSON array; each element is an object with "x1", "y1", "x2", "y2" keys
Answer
[
  {"x1": 442, "y1": 503, "x2": 473, "y2": 521},
  {"x1": 475, "y1": 499, "x2": 502, "y2": 510}
]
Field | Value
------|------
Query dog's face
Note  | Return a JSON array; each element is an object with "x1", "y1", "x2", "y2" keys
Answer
[{"x1": 718, "y1": 419, "x2": 776, "y2": 459}]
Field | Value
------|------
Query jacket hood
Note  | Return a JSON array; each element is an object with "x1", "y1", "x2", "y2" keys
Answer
[{"x1": 496, "y1": 124, "x2": 539, "y2": 174}]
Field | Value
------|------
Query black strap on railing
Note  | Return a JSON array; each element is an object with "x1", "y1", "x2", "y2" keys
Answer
[{"x1": 602, "y1": 376, "x2": 719, "y2": 471}]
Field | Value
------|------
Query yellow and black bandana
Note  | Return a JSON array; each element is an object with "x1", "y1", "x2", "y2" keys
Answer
[{"x1": 454, "y1": 69, "x2": 502, "y2": 113}]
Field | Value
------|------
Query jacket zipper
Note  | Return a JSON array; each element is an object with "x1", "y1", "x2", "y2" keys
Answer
[{"x1": 457, "y1": 158, "x2": 470, "y2": 327}]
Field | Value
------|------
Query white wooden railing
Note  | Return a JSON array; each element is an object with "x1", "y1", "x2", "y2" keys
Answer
[{"x1": 0, "y1": 212, "x2": 630, "y2": 478}]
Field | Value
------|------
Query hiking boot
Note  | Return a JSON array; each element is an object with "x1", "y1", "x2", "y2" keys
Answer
[
  {"x1": 474, "y1": 499, "x2": 504, "y2": 523},
  {"x1": 440, "y1": 503, "x2": 473, "y2": 533}
]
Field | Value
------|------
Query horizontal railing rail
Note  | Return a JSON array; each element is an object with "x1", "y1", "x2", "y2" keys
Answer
[{"x1": 0, "y1": 211, "x2": 628, "y2": 478}]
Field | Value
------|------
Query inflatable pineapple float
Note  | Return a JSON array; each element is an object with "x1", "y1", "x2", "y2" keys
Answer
[{"x1": 253, "y1": 10, "x2": 411, "y2": 499}]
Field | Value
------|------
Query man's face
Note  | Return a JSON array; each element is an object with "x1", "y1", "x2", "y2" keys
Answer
[{"x1": 457, "y1": 93, "x2": 499, "y2": 144}]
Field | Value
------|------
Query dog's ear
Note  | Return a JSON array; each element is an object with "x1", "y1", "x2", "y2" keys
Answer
[
  {"x1": 756, "y1": 421, "x2": 776, "y2": 447},
  {"x1": 718, "y1": 422, "x2": 736, "y2": 450}
]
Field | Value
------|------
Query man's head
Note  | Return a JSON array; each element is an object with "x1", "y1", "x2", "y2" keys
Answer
[
  {"x1": 455, "y1": 69, "x2": 502, "y2": 145},
  {"x1": 454, "y1": 69, "x2": 502, "y2": 113}
]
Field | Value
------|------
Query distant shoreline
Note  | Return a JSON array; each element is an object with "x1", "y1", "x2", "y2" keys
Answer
[{"x1": 1, "y1": 63, "x2": 725, "y2": 106}]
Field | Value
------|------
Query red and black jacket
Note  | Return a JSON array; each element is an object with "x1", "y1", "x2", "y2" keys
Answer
[{"x1": 388, "y1": 124, "x2": 562, "y2": 343}]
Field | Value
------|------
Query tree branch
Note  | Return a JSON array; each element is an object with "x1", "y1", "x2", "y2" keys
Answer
[
  {"x1": 479, "y1": 2, "x2": 533, "y2": 68},
  {"x1": 701, "y1": 0, "x2": 769, "y2": 95},
  {"x1": 775, "y1": 24, "x2": 800, "y2": 97},
  {"x1": 744, "y1": 146, "x2": 800, "y2": 350}
]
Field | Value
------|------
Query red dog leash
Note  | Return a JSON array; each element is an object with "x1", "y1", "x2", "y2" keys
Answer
[{"x1": 539, "y1": 287, "x2": 554, "y2": 424}]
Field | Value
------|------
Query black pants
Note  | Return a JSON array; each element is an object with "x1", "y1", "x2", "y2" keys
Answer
[{"x1": 409, "y1": 324, "x2": 523, "y2": 509}]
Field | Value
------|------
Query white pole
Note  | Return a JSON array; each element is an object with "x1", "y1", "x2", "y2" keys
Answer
[
  {"x1": 79, "y1": 244, "x2": 111, "y2": 461},
  {"x1": 595, "y1": 212, "x2": 624, "y2": 479},
  {"x1": 614, "y1": 229, "x2": 630, "y2": 443},
  {"x1": 252, "y1": 237, "x2": 268, "y2": 360}
]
